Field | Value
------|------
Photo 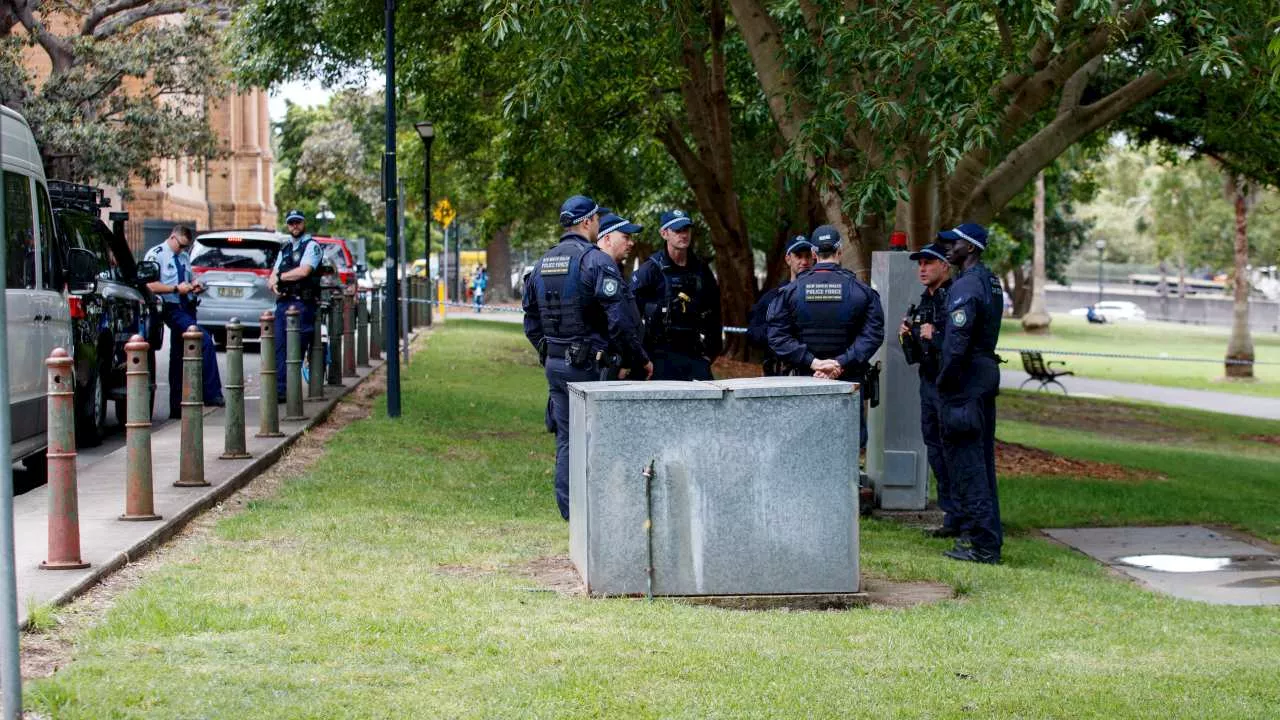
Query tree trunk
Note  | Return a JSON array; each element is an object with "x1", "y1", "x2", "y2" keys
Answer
[
  {"x1": 486, "y1": 223, "x2": 514, "y2": 301},
  {"x1": 1225, "y1": 178, "x2": 1254, "y2": 378},
  {"x1": 1021, "y1": 171, "x2": 1051, "y2": 333}
]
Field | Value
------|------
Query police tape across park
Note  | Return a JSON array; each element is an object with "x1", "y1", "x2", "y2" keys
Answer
[{"x1": 523, "y1": 194, "x2": 1004, "y2": 567}]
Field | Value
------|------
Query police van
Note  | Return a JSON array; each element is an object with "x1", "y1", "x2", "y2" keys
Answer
[{"x1": 2, "y1": 105, "x2": 76, "y2": 466}]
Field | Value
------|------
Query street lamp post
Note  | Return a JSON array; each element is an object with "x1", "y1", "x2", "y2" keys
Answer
[
  {"x1": 383, "y1": 0, "x2": 401, "y2": 418},
  {"x1": 1095, "y1": 238, "x2": 1106, "y2": 306},
  {"x1": 414, "y1": 121, "x2": 434, "y2": 326},
  {"x1": 316, "y1": 200, "x2": 335, "y2": 235}
]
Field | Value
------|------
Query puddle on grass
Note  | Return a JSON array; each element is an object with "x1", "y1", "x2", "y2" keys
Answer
[{"x1": 1116, "y1": 554, "x2": 1280, "y2": 573}]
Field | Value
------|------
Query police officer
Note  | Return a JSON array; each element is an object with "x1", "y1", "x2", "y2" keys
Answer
[
  {"x1": 524, "y1": 195, "x2": 648, "y2": 520},
  {"x1": 631, "y1": 209, "x2": 722, "y2": 380},
  {"x1": 766, "y1": 225, "x2": 884, "y2": 448},
  {"x1": 145, "y1": 225, "x2": 224, "y2": 417},
  {"x1": 748, "y1": 235, "x2": 815, "y2": 375},
  {"x1": 596, "y1": 212, "x2": 653, "y2": 381},
  {"x1": 899, "y1": 241, "x2": 960, "y2": 538},
  {"x1": 267, "y1": 209, "x2": 324, "y2": 398},
  {"x1": 935, "y1": 223, "x2": 1004, "y2": 564}
]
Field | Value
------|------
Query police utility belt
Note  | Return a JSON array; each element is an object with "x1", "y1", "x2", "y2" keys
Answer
[{"x1": 545, "y1": 340, "x2": 616, "y2": 370}]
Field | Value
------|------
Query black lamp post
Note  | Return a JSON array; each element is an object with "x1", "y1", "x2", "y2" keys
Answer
[
  {"x1": 414, "y1": 121, "x2": 434, "y2": 326},
  {"x1": 1095, "y1": 238, "x2": 1106, "y2": 305},
  {"x1": 383, "y1": 0, "x2": 400, "y2": 418}
]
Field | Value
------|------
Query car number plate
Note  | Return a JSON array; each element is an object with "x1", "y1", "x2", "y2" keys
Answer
[{"x1": 217, "y1": 287, "x2": 244, "y2": 298}]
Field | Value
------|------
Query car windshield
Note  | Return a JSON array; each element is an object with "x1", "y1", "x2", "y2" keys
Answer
[
  {"x1": 321, "y1": 243, "x2": 351, "y2": 271},
  {"x1": 192, "y1": 237, "x2": 281, "y2": 270}
]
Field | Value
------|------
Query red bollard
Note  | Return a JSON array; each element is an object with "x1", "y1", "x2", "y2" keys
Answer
[
  {"x1": 41, "y1": 348, "x2": 89, "y2": 570},
  {"x1": 121, "y1": 335, "x2": 161, "y2": 521}
]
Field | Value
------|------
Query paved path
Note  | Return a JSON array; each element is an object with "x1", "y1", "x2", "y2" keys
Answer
[
  {"x1": 13, "y1": 346, "x2": 389, "y2": 626},
  {"x1": 1001, "y1": 370, "x2": 1280, "y2": 421}
]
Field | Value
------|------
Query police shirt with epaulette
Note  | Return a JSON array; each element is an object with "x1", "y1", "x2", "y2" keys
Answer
[
  {"x1": 937, "y1": 262, "x2": 1003, "y2": 392},
  {"x1": 144, "y1": 242, "x2": 189, "y2": 304}
]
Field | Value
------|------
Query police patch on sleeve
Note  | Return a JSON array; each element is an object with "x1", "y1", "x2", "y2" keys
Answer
[
  {"x1": 951, "y1": 309, "x2": 967, "y2": 327},
  {"x1": 602, "y1": 277, "x2": 619, "y2": 297}
]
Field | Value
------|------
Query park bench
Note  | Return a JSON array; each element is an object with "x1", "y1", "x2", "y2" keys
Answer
[{"x1": 1018, "y1": 351, "x2": 1073, "y2": 394}]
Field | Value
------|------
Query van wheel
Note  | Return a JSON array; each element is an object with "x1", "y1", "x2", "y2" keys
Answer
[{"x1": 76, "y1": 365, "x2": 107, "y2": 447}]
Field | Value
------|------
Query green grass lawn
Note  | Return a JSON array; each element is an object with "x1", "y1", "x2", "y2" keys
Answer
[
  {"x1": 26, "y1": 320, "x2": 1280, "y2": 718},
  {"x1": 1001, "y1": 315, "x2": 1280, "y2": 397}
]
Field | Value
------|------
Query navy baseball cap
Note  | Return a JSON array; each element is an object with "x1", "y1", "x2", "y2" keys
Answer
[
  {"x1": 599, "y1": 213, "x2": 643, "y2": 237},
  {"x1": 784, "y1": 235, "x2": 814, "y2": 256},
  {"x1": 285, "y1": 209, "x2": 305, "y2": 223},
  {"x1": 659, "y1": 209, "x2": 693, "y2": 232},
  {"x1": 909, "y1": 241, "x2": 950, "y2": 263},
  {"x1": 810, "y1": 224, "x2": 842, "y2": 252},
  {"x1": 559, "y1": 195, "x2": 607, "y2": 227},
  {"x1": 938, "y1": 222, "x2": 989, "y2": 250}
]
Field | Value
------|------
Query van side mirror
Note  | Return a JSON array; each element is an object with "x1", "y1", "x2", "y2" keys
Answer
[
  {"x1": 67, "y1": 248, "x2": 98, "y2": 294},
  {"x1": 135, "y1": 260, "x2": 160, "y2": 284}
]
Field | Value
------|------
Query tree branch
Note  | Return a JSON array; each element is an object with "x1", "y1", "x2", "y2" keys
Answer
[
  {"x1": 724, "y1": 0, "x2": 810, "y2": 144},
  {"x1": 93, "y1": 0, "x2": 203, "y2": 39}
]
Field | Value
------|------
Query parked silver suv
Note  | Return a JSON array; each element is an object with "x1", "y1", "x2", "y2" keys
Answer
[{"x1": 190, "y1": 229, "x2": 285, "y2": 343}]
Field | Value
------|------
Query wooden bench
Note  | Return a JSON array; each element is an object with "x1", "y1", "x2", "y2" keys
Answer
[{"x1": 1018, "y1": 351, "x2": 1073, "y2": 393}]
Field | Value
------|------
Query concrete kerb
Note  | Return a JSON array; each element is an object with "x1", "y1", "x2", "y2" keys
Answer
[{"x1": 19, "y1": 344, "x2": 405, "y2": 629}]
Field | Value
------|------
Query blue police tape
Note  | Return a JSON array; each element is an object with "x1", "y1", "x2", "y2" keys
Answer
[{"x1": 400, "y1": 297, "x2": 1271, "y2": 366}]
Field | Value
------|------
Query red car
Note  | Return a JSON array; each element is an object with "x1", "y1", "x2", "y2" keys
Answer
[{"x1": 314, "y1": 236, "x2": 358, "y2": 298}]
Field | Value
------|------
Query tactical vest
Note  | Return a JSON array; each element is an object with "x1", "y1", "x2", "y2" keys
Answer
[
  {"x1": 794, "y1": 266, "x2": 862, "y2": 358},
  {"x1": 277, "y1": 236, "x2": 321, "y2": 300},
  {"x1": 536, "y1": 236, "x2": 602, "y2": 343},
  {"x1": 647, "y1": 254, "x2": 707, "y2": 346}
]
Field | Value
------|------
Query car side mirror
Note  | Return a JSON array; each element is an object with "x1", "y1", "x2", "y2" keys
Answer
[
  {"x1": 317, "y1": 263, "x2": 335, "y2": 276},
  {"x1": 67, "y1": 248, "x2": 98, "y2": 294},
  {"x1": 135, "y1": 260, "x2": 160, "y2": 284},
  {"x1": 356, "y1": 263, "x2": 366, "y2": 275}
]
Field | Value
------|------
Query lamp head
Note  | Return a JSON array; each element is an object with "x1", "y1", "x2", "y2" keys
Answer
[{"x1": 415, "y1": 121, "x2": 435, "y2": 142}]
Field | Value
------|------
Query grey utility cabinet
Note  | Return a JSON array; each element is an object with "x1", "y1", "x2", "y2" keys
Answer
[{"x1": 568, "y1": 377, "x2": 860, "y2": 597}]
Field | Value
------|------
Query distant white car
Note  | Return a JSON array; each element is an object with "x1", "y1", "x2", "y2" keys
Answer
[{"x1": 1068, "y1": 301, "x2": 1148, "y2": 322}]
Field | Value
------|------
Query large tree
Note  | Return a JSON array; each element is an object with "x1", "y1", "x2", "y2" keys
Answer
[{"x1": 0, "y1": 0, "x2": 231, "y2": 186}]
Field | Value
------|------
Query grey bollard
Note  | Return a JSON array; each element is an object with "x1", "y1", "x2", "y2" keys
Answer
[
  {"x1": 866, "y1": 250, "x2": 928, "y2": 510},
  {"x1": 326, "y1": 293, "x2": 344, "y2": 386},
  {"x1": 357, "y1": 291, "x2": 370, "y2": 367},
  {"x1": 284, "y1": 307, "x2": 306, "y2": 421},
  {"x1": 343, "y1": 290, "x2": 357, "y2": 377},
  {"x1": 121, "y1": 336, "x2": 161, "y2": 521},
  {"x1": 220, "y1": 318, "x2": 251, "y2": 460},
  {"x1": 41, "y1": 348, "x2": 89, "y2": 569},
  {"x1": 370, "y1": 287, "x2": 383, "y2": 360},
  {"x1": 257, "y1": 312, "x2": 283, "y2": 437},
  {"x1": 309, "y1": 300, "x2": 327, "y2": 401},
  {"x1": 175, "y1": 326, "x2": 208, "y2": 487}
]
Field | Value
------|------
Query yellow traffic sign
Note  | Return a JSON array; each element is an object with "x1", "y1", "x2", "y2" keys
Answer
[{"x1": 433, "y1": 198, "x2": 456, "y2": 228}]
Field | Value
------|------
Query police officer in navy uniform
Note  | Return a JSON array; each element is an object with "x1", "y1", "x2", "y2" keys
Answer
[
  {"x1": 267, "y1": 209, "x2": 324, "y2": 398},
  {"x1": 524, "y1": 195, "x2": 649, "y2": 520},
  {"x1": 899, "y1": 241, "x2": 961, "y2": 538},
  {"x1": 631, "y1": 209, "x2": 722, "y2": 380},
  {"x1": 596, "y1": 212, "x2": 654, "y2": 380},
  {"x1": 748, "y1": 235, "x2": 815, "y2": 375},
  {"x1": 766, "y1": 225, "x2": 885, "y2": 448},
  {"x1": 144, "y1": 225, "x2": 224, "y2": 417},
  {"x1": 935, "y1": 223, "x2": 1004, "y2": 564}
]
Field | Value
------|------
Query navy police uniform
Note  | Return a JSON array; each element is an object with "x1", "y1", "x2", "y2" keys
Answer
[
  {"x1": 766, "y1": 225, "x2": 885, "y2": 447},
  {"x1": 631, "y1": 210, "x2": 722, "y2": 380},
  {"x1": 936, "y1": 224, "x2": 1004, "y2": 562},
  {"x1": 748, "y1": 235, "x2": 814, "y2": 376},
  {"x1": 272, "y1": 210, "x2": 324, "y2": 397},
  {"x1": 900, "y1": 242, "x2": 959, "y2": 534},
  {"x1": 524, "y1": 196, "x2": 647, "y2": 520},
  {"x1": 144, "y1": 238, "x2": 223, "y2": 416}
]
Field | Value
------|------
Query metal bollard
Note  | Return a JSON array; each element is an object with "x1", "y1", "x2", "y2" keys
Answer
[
  {"x1": 121, "y1": 336, "x2": 161, "y2": 521},
  {"x1": 257, "y1": 312, "x2": 283, "y2": 437},
  {"x1": 326, "y1": 293, "x2": 344, "y2": 386},
  {"x1": 41, "y1": 348, "x2": 90, "y2": 569},
  {"x1": 284, "y1": 306, "x2": 306, "y2": 421},
  {"x1": 343, "y1": 290, "x2": 357, "y2": 377},
  {"x1": 412, "y1": 277, "x2": 422, "y2": 327},
  {"x1": 309, "y1": 301, "x2": 327, "y2": 400},
  {"x1": 370, "y1": 288, "x2": 383, "y2": 360},
  {"x1": 220, "y1": 319, "x2": 251, "y2": 460},
  {"x1": 357, "y1": 291, "x2": 370, "y2": 367},
  {"x1": 175, "y1": 326, "x2": 208, "y2": 487}
]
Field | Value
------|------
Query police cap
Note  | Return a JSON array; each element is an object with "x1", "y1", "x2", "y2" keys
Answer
[
  {"x1": 909, "y1": 241, "x2": 950, "y2": 263},
  {"x1": 285, "y1": 209, "x2": 306, "y2": 223},
  {"x1": 784, "y1": 235, "x2": 814, "y2": 256},
  {"x1": 810, "y1": 224, "x2": 842, "y2": 252},
  {"x1": 599, "y1": 213, "x2": 643, "y2": 237},
  {"x1": 938, "y1": 222, "x2": 989, "y2": 250},
  {"x1": 659, "y1": 209, "x2": 693, "y2": 232},
  {"x1": 559, "y1": 195, "x2": 608, "y2": 227}
]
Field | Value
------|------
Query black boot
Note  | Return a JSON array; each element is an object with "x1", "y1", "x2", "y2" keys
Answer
[{"x1": 944, "y1": 546, "x2": 1000, "y2": 564}]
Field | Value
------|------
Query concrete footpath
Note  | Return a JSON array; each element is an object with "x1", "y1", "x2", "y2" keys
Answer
[
  {"x1": 1000, "y1": 370, "x2": 1280, "y2": 421},
  {"x1": 13, "y1": 356, "x2": 387, "y2": 626}
]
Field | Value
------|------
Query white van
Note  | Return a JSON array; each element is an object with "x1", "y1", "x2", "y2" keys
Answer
[{"x1": 2, "y1": 105, "x2": 73, "y2": 464}]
